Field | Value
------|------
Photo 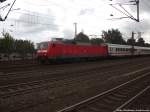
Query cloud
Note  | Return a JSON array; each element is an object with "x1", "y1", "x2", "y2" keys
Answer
[
  {"x1": 79, "y1": 8, "x2": 94, "y2": 16},
  {"x1": 1, "y1": 0, "x2": 150, "y2": 43},
  {"x1": 63, "y1": 29, "x2": 74, "y2": 39},
  {"x1": 0, "y1": 9, "x2": 60, "y2": 43},
  {"x1": 122, "y1": 18, "x2": 150, "y2": 33}
]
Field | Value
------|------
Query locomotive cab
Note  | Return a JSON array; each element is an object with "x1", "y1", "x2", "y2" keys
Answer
[{"x1": 37, "y1": 42, "x2": 49, "y2": 63}]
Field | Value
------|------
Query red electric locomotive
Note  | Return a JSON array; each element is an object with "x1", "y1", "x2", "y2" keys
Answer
[{"x1": 37, "y1": 39, "x2": 108, "y2": 64}]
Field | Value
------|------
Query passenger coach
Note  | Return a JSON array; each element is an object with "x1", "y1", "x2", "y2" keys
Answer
[{"x1": 107, "y1": 44, "x2": 150, "y2": 57}]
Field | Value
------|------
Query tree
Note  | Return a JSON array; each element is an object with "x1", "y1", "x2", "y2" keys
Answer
[
  {"x1": 90, "y1": 38, "x2": 104, "y2": 44},
  {"x1": 145, "y1": 43, "x2": 150, "y2": 47},
  {"x1": 102, "y1": 29, "x2": 126, "y2": 44},
  {"x1": 136, "y1": 37, "x2": 145, "y2": 46},
  {"x1": 0, "y1": 32, "x2": 15, "y2": 60},
  {"x1": 0, "y1": 31, "x2": 35, "y2": 60},
  {"x1": 127, "y1": 38, "x2": 136, "y2": 45},
  {"x1": 0, "y1": 38, "x2": 3, "y2": 53},
  {"x1": 2, "y1": 32, "x2": 14, "y2": 53},
  {"x1": 14, "y1": 39, "x2": 35, "y2": 59},
  {"x1": 74, "y1": 32, "x2": 90, "y2": 43}
]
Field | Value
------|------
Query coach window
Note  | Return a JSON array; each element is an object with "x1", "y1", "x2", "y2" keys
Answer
[
  {"x1": 110, "y1": 48, "x2": 111, "y2": 51},
  {"x1": 110, "y1": 48, "x2": 113, "y2": 51},
  {"x1": 117, "y1": 48, "x2": 119, "y2": 51}
]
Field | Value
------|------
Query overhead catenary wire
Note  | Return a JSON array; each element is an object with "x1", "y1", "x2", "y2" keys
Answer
[
  {"x1": 119, "y1": 4, "x2": 135, "y2": 19},
  {"x1": 21, "y1": 0, "x2": 59, "y2": 7},
  {"x1": 109, "y1": 0, "x2": 139, "y2": 22},
  {"x1": 11, "y1": 9, "x2": 56, "y2": 20},
  {"x1": 0, "y1": 8, "x2": 59, "y2": 27}
]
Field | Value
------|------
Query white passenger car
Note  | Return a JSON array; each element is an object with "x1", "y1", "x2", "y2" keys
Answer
[{"x1": 107, "y1": 44, "x2": 150, "y2": 56}]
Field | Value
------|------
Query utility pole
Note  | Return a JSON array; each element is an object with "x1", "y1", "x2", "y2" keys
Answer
[
  {"x1": 74, "y1": 22, "x2": 77, "y2": 38},
  {"x1": 131, "y1": 31, "x2": 135, "y2": 56},
  {"x1": 136, "y1": 0, "x2": 139, "y2": 22}
]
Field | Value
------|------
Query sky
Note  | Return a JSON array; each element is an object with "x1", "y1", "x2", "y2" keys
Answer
[{"x1": 0, "y1": 0, "x2": 150, "y2": 44}]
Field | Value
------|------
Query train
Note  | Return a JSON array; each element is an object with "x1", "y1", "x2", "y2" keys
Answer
[{"x1": 36, "y1": 39, "x2": 150, "y2": 64}]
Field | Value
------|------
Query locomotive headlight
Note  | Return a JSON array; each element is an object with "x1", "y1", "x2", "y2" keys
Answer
[{"x1": 42, "y1": 50, "x2": 47, "y2": 53}]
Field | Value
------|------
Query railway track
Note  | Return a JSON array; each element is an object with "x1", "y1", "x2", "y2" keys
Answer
[
  {"x1": 1, "y1": 57, "x2": 150, "y2": 112},
  {"x1": 115, "y1": 86, "x2": 150, "y2": 112},
  {"x1": 0, "y1": 66, "x2": 150, "y2": 112},
  {"x1": 0, "y1": 63, "x2": 38, "y2": 73},
  {"x1": 0, "y1": 59, "x2": 150, "y2": 89},
  {"x1": 0, "y1": 57, "x2": 149, "y2": 73},
  {"x1": 0, "y1": 58, "x2": 129, "y2": 73},
  {"x1": 1, "y1": 65, "x2": 149, "y2": 97},
  {"x1": 57, "y1": 70, "x2": 150, "y2": 112},
  {"x1": 1, "y1": 57, "x2": 150, "y2": 86}
]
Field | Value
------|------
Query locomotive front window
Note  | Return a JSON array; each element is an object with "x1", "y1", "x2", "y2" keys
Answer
[{"x1": 37, "y1": 42, "x2": 48, "y2": 49}]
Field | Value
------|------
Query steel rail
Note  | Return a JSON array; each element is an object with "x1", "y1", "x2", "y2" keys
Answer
[
  {"x1": 1, "y1": 66, "x2": 150, "y2": 98},
  {"x1": 114, "y1": 85, "x2": 150, "y2": 112},
  {"x1": 57, "y1": 67, "x2": 150, "y2": 112}
]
